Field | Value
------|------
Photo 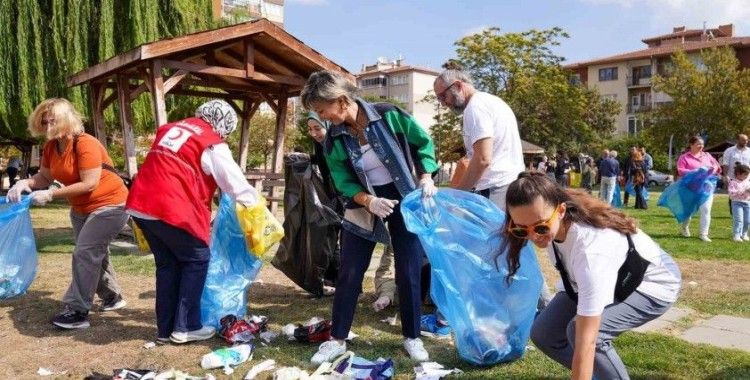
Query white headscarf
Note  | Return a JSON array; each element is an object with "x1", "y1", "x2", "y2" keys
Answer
[{"x1": 195, "y1": 99, "x2": 238, "y2": 138}]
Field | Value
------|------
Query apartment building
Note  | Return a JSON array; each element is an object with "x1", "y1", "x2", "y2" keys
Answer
[
  {"x1": 566, "y1": 24, "x2": 750, "y2": 134},
  {"x1": 356, "y1": 58, "x2": 439, "y2": 131},
  {"x1": 212, "y1": 0, "x2": 284, "y2": 26}
]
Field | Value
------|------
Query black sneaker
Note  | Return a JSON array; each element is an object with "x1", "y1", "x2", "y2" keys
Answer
[
  {"x1": 52, "y1": 307, "x2": 90, "y2": 329},
  {"x1": 100, "y1": 295, "x2": 127, "y2": 312}
]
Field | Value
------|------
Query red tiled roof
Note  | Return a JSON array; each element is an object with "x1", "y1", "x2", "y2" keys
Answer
[
  {"x1": 565, "y1": 37, "x2": 750, "y2": 69},
  {"x1": 641, "y1": 28, "x2": 727, "y2": 43}
]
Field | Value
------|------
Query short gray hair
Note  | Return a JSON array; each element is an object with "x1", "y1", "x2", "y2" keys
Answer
[
  {"x1": 435, "y1": 68, "x2": 474, "y2": 87},
  {"x1": 301, "y1": 70, "x2": 358, "y2": 109},
  {"x1": 609, "y1": 150, "x2": 618, "y2": 158}
]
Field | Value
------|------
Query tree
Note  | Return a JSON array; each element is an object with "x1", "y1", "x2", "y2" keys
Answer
[
  {"x1": 420, "y1": 93, "x2": 463, "y2": 163},
  {"x1": 647, "y1": 47, "x2": 750, "y2": 148},
  {"x1": 448, "y1": 27, "x2": 619, "y2": 153}
]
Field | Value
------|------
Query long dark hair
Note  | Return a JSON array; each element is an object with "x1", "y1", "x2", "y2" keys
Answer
[{"x1": 497, "y1": 172, "x2": 638, "y2": 283}]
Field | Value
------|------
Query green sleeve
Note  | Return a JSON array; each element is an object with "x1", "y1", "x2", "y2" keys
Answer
[
  {"x1": 382, "y1": 109, "x2": 439, "y2": 174},
  {"x1": 325, "y1": 138, "x2": 366, "y2": 198}
]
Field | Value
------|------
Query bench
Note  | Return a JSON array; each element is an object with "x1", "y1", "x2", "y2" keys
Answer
[{"x1": 245, "y1": 170, "x2": 284, "y2": 213}]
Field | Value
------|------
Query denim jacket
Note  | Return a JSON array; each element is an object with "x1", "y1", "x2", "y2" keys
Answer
[{"x1": 323, "y1": 99, "x2": 438, "y2": 244}]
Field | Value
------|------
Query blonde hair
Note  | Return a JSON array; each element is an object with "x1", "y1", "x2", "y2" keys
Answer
[{"x1": 27, "y1": 98, "x2": 85, "y2": 140}]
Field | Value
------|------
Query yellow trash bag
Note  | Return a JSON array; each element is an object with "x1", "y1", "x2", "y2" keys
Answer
[
  {"x1": 235, "y1": 197, "x2": 284, "y2": 256},
  {"x1": 130, "y1": 219, "x2": 151, "y2": 253},
  {"x1": 569, "y1": 171, "x2": 582, "y2": 188}
]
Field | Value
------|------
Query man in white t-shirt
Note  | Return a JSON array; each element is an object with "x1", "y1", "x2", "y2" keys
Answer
[
  {"x1": 433, "y1": 65, "x2": 525, "y2": 211},
  {"x1": 721, "y1": 133, "x2": 750, "y2": 215},
  {"x1": 434, "y1": 65, "x2": 551, "y2": 308}
]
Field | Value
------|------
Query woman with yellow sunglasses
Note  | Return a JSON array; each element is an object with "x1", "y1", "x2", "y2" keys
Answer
[{"x1": 499, "y1": 172, "x2": 681, "y2": 380}]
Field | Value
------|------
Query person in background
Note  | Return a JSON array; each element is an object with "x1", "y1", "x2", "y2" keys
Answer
[
  {"x1": 126, "y1": 99, "x2": 261, "y2": 344},
  {"x1": 6, "y1": 156, "x2": 22, "y2": 187},
  {"x1": 500, "y1": 172, "x2": 681, "y2": 380},
  {"x1": 594, "y1": 149, "x2": 609, "y2": 185},
  {"x1": 620, "y1": 147, "x2": 637, "y2": 207},
  {"x1": 630, "y1": 150, "x2": 648, "y2": 210},
  {"x1": 727, "y1": 163, "x2": 750, "y2": 242},
  {"x1": 581, "y1": 157, "x2": 595, "y2": 194},
  {"x1": 555, "y1": 152, "x2": 571, "y2": 188},
  {"x1": 8, "y1": 98, "x2": 129, "y2": 329},
  {"x1": 537, "y1": 156, "x2": 549, "y2": 173},
  {"x1": 598, "y1": 151, "x2": 620, "y2": 204},
  {"x1": 722, "y1": 134, "x2": 750, "y2": 216},
  {"x1": 676, "y1": 136, "x2": 722, "y2": 242},
  {"x1": 302, "y1": 70, "x2": 438, "y2": 364}
]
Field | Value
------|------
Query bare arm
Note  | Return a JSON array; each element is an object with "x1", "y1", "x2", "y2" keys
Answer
[
  {"x1": 456, "y1": 138, "x2": 492, "y2": 191},
  {"x1": 49, "y1": 167, "x2": 102, "y2": 199},
  {"x1": 572, "y1": 315, "x2": 601, "y2": 380},
  {"x1": 26, "y1": 167, "x2": 54, "y2": 190}
]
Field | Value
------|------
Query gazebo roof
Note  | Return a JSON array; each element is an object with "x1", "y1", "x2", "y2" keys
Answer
[{"x1": 67, "y1": 18, "x2": 353, "y2": 97}]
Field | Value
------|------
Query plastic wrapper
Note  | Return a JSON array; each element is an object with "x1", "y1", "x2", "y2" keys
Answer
[
  {"x1": 401, "y1": 189, "x2": 543, "y2": 366},
  {"x1": 200, "y1": 194, "x2": 262, "y2": 329},
  {"x1": 0, "y1": 197, "x2": 37, "y2": 299},
  {"x1": 657, "y1": 167, "x2": 717, "y2": 223},
  {"x1": 625, "y1": 180, "x2": 650, "y2": 201},
  {"x1": 611, "y1": 183, "x2": 623, "y2": 208},
  {"x1": 236, "y1": 196, "x2": 284, "y2": 257}
]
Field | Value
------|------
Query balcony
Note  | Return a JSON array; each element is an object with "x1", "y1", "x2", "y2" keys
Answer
[
  {"x1": 627, "y1": 104, "x2": 653, "y2": 113},
  {"x1": 625, "y1": 75, "x2": 652, "y2": 88}
]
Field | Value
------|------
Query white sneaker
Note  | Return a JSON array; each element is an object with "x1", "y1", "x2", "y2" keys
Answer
[
  {"x1": 681, "y1": 225, "x2": 691, "y2": 237},
  {"x1": 404, "y1": 337, "x2": 429, "y2": 362},
  {"x1": 699, "y1": 235, "x2": 712, "y2": 242},
  {"x1": 170, "y1": 326, "x2": 215, "y2": 344},
  {"x1": 733, "y1": 235, "x2": 743, "y2": 242},
  {"x1": 742, "y1": 234, "x2": 749, "y2": 241},
  {"x1": 311, "y1": 340, "x2": 346, "y2": 365}
]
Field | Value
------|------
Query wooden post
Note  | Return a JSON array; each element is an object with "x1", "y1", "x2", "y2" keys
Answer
[
  {"x1": 269, "y1": 90, "x2": 288, "y2": 213},
  {"x1": 244, "y1": 40, "x2": 255, "y2": 76},
  {"x1": 116, "y1": 75, "x2": 138, "y2": 177},
  {"x1": 238, "y1": 100, "x2": 260, "y2": 172},
  {"x1": 150, "y1": 59, "x2": 168, "y2": 128},
  {"x1": 88, "y1": 82, "x2": 107, "y2": 146}
]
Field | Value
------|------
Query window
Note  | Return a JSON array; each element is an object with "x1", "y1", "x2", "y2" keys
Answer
[
  {"x1": 628, "y1": 117, "x2": 643, "y2": 135},
  {"x1": 569, "y1": 73, "x2": 582, "y2": 85},
  {"x1": 598, "y1": 67, "x2": 618, "y2": 81},
  {"x1": 360, "y1": 77, "x2": 387, "y2": 87},
  {"x1": 391, "y1": 75, "x2": 408, "y2": 85},
  {"x1": 632, "y1": 96, "x2": 639, "y2": 106}
]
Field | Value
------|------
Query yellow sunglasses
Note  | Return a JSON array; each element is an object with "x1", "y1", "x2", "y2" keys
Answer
[{"x1": 507, "y1": 206, "x2": 561, "y2": 239}]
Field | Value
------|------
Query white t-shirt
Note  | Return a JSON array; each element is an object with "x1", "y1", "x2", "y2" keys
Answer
[
  {"x1": 546, "y1": 223, "x2": 682, "y2": 316},
  {"x1": 360, "y1": 144, "x2": 393, "y2": 186},
  {"x1": 462, "y1": 92, "x2": 525, "y2": 190},
  {"x1": 722, "y1": 145, "x2": 750, "y2": 179}
]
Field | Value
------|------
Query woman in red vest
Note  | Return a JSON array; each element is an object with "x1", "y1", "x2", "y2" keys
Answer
[{"x1": 126, "y1": 99, "x2": 260, "y2": 344}]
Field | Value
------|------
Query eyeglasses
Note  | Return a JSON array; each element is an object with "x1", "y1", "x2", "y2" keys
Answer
[
  {"x1": 436, "y1": 81, "x2": 458, "y2": 102},
  {"x1": 507, "y1": 206, "x2": 561, "y2": 239}
]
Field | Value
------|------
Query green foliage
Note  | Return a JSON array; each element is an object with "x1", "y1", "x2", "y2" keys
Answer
[
  {"x1": 420, "y1": 93, "x2": 464, "y2": 163},
  {"x1": 449, "y1": 27, "x2": 619, "y2": 153},
  {"x1": 647, "y1": 47, "x2": 750, "y2": 148},
  {"x1": 1, "y1": 0, "x2": 218, "y2": 144}
]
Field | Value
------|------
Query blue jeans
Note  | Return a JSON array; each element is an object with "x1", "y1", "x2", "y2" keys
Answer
[
  {"x1": 331, "y1": 183, "x2": 423, "y2": 339},
  {"x1": 132, "y1": 218, "x2": 210, "y2": 339},
  {"x1": 731, "y1": 200, "x2": 750, "y2": 237}
]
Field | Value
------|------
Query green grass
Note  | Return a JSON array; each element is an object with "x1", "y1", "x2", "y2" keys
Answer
[{"x1": 616, "y1": 191, "x2": 747, "y2": 261}]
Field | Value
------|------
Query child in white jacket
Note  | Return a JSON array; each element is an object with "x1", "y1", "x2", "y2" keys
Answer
[{"x1": 728, "y1": 163, "x2": 750, "y2": 242}]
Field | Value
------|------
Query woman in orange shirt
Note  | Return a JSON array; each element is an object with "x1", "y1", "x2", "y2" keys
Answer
[{"x1": 8, "y1": 98, "x2": 129, "y2": 329}]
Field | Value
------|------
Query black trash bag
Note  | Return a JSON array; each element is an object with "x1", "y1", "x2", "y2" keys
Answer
[{"x1": 272, "y1": 153, "x2": 341, "y2": 297}]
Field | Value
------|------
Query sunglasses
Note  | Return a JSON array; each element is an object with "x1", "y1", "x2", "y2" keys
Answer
[
  {"x1": 507, "y1": 206, "x2": 561, "y2": 239},
  {"x1": 436, "y1": 81, "x2": 458, "y2": 102}
]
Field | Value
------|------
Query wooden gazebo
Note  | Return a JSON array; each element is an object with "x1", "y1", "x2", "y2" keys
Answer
[{"x1": 67, "y1": 18, "x2": 353, "y2": 202}]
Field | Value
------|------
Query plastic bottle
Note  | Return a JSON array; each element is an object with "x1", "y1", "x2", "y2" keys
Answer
[{"x1": 200, "y1": 344, "x2": 254, "y2": 370}]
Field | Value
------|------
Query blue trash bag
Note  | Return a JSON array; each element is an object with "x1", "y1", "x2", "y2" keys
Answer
[
  {"x1": 0, "y1": 197, "x2": 37, "y2": 299},
  {"x1": 611, "y1": 183, "x2": 623, "y2": 208},
  {"x1": 625, "y1": 180, "x2": 650, "y2": 201},
  {"x1": 200, "y1": 194, "x2": 263, "y2": 329},
  {"x1": 657, "y1": 167, "x2": 717, "y2": 223},
  {"x1": 401, "y1": 189, "x2": 543, "y2": 366}
]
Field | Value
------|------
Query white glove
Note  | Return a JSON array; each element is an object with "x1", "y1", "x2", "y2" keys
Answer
[
  {"x1": 7, "y1": 179, "x2": 31, "y2": 202},
  {"x1": 419, "y1": 178, "x2": 437, "y2": 198},
  {"x1": 366, "y1": 197, "x2": 399, "y2": 219},
  {"x1": 30, "y1": 190, "x2": 54, "y2": 206}
]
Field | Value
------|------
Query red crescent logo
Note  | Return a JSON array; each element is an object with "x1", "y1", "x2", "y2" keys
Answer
[{"x1": 166, "y1": 128, "x2": 185, "y2": 140}]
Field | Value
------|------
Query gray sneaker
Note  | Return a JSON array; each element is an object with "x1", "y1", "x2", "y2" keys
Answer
[
  {"x1": 170, "y1": 326, "x2": 215, "y2": 344},
  {"x1": 100, "y1": 296, "x2": 127, "y2": 312}
]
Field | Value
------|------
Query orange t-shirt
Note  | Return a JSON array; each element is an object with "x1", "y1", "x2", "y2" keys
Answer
[{"x1": 42, "y1": 133, "x2": 128, "y2": 214}]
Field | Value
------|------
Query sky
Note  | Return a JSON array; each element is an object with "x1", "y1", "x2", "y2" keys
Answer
[{"x1": 283, "y1": 0, "x2": 750, "y2": 73}]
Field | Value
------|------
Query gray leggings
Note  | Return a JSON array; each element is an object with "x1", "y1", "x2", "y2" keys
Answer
[{"x1": 531, "y1": 291, "x2": 672, "y2": 380}]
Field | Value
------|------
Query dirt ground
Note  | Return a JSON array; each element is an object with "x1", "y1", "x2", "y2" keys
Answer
[{"x1": 1, "y1": 247, "x2": 748, "y2": 378}]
